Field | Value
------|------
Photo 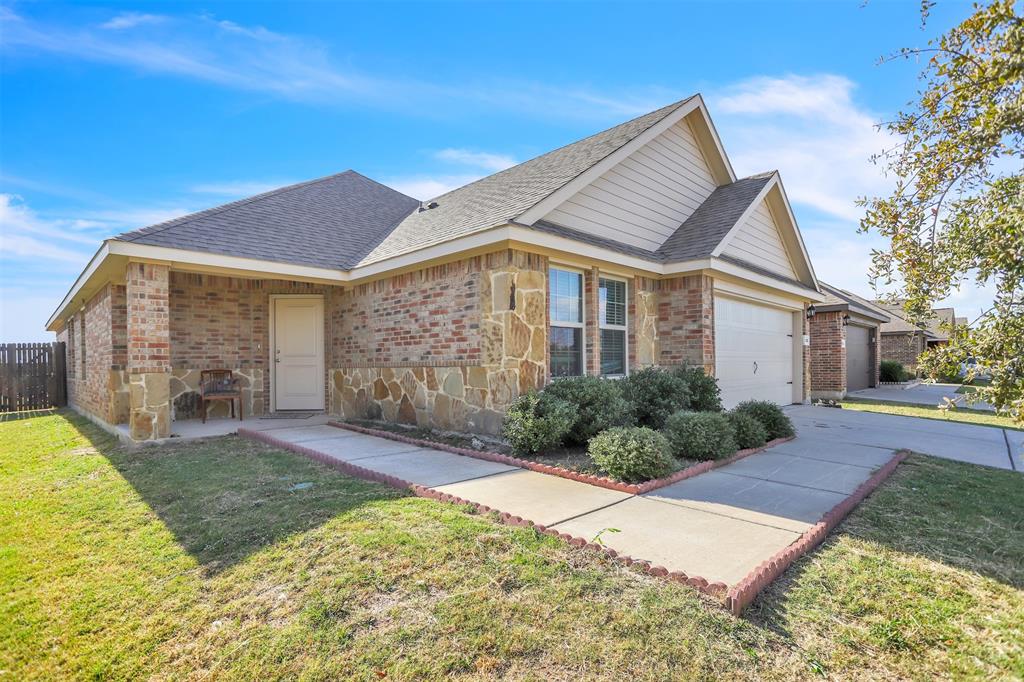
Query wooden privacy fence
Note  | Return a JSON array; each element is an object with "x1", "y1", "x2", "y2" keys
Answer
[{"x1": 0, "y1": 342, "x2": 67, "y2": 412}]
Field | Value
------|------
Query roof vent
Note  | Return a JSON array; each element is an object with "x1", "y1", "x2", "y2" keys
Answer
[
  {"x1": 427, "y1": 201, "x2": 439, "y2": 209},
  {"x1": 417, "y1": 201, "x2": 440, "y2": 213}
]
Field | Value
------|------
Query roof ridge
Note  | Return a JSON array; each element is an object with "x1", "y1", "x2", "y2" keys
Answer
[
  {"x1": 424, "y1": 95, "x2": 698, "y2": 203},
  {"x1": 117, "y1": 170, "x2": 362, "y2": 243}
]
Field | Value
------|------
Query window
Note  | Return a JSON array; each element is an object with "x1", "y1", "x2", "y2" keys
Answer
[
  {"x1": 79, "y1": 315, "x2": 87, "y2": 376},
  {"x1": 549, "y1": 267, "x2": 584, "y2": 377},
  {"x1": 599, "y1": 277, "x2": 627, "y2": 376},
  {"x1": 67, "y1": 319, "x2": 76, "y2": 379}
]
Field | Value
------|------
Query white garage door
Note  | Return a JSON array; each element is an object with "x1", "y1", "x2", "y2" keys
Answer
[{"x1": 714, "y1": 296, "x2": 794, "y2": 408}]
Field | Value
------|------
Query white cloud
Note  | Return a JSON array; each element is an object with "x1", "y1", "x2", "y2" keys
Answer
[
  {"x1": 434, "y1": 149, "x2": 516, "y2": 173},
  {"x1": 383, "y1": 174, "x2": 483, "y2": 201},
  {"x1": 101, "y1": 12, "x2": 166, "y2": 30},
  {"x1": 710, "y1": 74, "x2": 896, "y2": 222}
]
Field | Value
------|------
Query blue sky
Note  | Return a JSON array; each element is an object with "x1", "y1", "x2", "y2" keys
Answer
[{"x1": 0, "y1": 0, "x2": 989, "y2": 341}]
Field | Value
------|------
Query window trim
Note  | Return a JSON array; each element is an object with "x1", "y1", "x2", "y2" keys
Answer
[
  {"x1": 548, "y1": 265, "x2": 586, "y2": 378},
  {"x1": 598, "y1": 274, "x2": 629, "y2": 377}
]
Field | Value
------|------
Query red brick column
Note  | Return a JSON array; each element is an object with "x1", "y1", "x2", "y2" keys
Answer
[
  {"x1": 808, "y1": 310, "x2": 845, "y2": 399},
  {"x1": 585, "y1": 266, "x2": 601, "y2": 375},
  {"x1": 657, "y1": 274, "x2": 714, "y2": 374},
  {"x1": 126, "y1": 262, "x2": 171, "y2": 440}
]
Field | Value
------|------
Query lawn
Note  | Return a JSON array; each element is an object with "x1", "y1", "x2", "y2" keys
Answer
[
  {"x1": 2, "y1": 411, "x2": 1021, "y2": 680},
  {"x1": 841, "y1": 397, "x2": 1021, "y2": 431}
]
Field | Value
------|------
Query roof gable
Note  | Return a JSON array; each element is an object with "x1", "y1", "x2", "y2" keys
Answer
[
  {"x1": 538, "y1": 116, "x2": 718, "y2": 252},
  {"x1": 356, "y1": 96, "x2": 698, "y2": 266},
  {"x1": 719, "y1": 193, "x2": 795, "y2": 279}
]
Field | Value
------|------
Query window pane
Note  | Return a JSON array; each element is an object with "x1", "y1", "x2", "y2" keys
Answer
[
  {"x1": 599, "y1": 278, "x2": 626, "y2": 326},
  {"x1": 549, "y1": 268, "x2": 582, "y2": 323},
  {"x1": 550, "y1": 326, "x2": 583, "y2": 377},
  {"x1": 600, "y1": 328, "x2": 625, "y2": 376}
]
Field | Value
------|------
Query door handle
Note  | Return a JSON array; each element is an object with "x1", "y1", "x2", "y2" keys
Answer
[{"x1": 752, "y1": 361, "x2": 758, "y2": 375}]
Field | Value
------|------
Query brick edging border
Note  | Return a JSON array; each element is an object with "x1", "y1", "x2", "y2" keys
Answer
[
  {"x1": 724, "y1": 449, "x2": 910, "y2": 615},
  {"x1": 327, "y1": 420, "x2": 794, "y2": 495},
  {"x1": 238, "y1": 426, "x2": 729, "y2": 603}
]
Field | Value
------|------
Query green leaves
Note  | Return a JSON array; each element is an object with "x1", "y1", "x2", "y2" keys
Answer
[{"x1": 861, "y1": 1, "x2": 1024, "y2": 422}]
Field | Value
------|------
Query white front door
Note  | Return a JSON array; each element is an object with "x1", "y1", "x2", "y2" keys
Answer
[
  {"x1": 714, "y1": 295, "x2": 795, "y2": 408},
  {"x1": 273, "y1": 296, "x2": 324, "y2": 411}
]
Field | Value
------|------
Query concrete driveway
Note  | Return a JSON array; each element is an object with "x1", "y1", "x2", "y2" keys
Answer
[
  {"x1": 848, "y1": 382, "x2": 994, "y2": 411},
  {"x1": 786, "y1": 404, "x2": 1020, "y2": 471}
]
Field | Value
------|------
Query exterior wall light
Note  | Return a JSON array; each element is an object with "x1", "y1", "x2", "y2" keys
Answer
[{"x1": 806, "y1": 305, "x2": 816, "y2": 319}]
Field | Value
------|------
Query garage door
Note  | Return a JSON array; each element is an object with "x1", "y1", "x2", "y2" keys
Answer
[
  {"x1": 714, "y1": 296, "x2": 794, "y2": 408},
  {"x1": 846, "y1": 324, "x2": 872, "y2": 391}
]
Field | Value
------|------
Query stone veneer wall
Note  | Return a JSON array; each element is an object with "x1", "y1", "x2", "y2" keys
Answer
[
  {"x1": 808, "y1": 310, "x2": 845, "y2": 399},
  {"x1": 880, "y1": 332, "x2": 926, "y2": 371},
  {"x1": 631, "y1": 276, "x2": 660, "y2": 368},
  {"x1": 330, "y1": 249, "x2": 547, "y2": 434}
]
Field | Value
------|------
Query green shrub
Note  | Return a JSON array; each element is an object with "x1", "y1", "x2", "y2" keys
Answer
[
  {"x1": 501, "y1": 391, "x2": 573, "y2": 455},
  {"x1": 543, "y1": 376, "x2": 631, "y2": 445},
  {"x1": 620, "y1": 367, "x2": 690, "y2": 429},
  {"x1": 673, "y1": 365, "x2": 723, "y2": 412},
  {"x1": 588, "y1": 427, "x2": 674, "y2": 482},
  {"x1": 726, "y1": 411, "x2": 768, "y2": 450},
  {"x1": 663, "y1": 411, "x2": 738, "y2": 461},
  {"x1": 732, "y1": 400, "x2": 795, "y2": 440},
  {"x1": 880, "y1": 359, "x2": 908, "y2": 383}
]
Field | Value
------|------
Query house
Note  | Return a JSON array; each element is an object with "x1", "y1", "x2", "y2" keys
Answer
[
  {"x1": 808, "y1": 283, "x2": 890, "y2": 398},
  {"x1": 875, "y1": 302, "x2": 959, "y2": 370},
  {"x1": 47, "y1": 95, "x2": 824, "y2": 442}
]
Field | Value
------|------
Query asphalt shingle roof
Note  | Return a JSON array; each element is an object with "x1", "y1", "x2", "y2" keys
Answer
[
  {"x1": 116, "y1": 171, "x2": 420, "y2": 270},
  {"x1": 356, "y1": 96, "x2": 697, "y2": 266},
  {"x1": 655, "y1": 173, "x2": 773, "y2": 261},
  {"x1": 817, "y1": 282, "x2": 890, "y2": 322},
  {"x1": 111, "y1": 96, "x2": 805, "y2": 284}
]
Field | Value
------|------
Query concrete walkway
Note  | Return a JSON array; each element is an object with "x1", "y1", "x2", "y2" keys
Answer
[
  {"x1": 786, "y1": 404, "x2": 1020, "y2": 471},
  {"x1": 257, "y1": 422, "x2": 895, "y2": 587},
  {"x1": 848, "y1": 382, "x2": 994, "y2": 411}
]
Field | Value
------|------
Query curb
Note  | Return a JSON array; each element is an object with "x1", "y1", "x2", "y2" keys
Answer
[
  {"x1": 327, "y1": 420, "x2": 794, "y2": 495},
  {"x1": 724, "y1": 449, "x2": 909, "y2": 615},
  {"x1": 238, "y1": 426, "x2": 729, "y2": 602}
]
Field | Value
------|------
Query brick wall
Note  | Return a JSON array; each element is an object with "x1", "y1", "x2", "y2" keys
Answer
[
  {"x1": 333, "y1": 258, "x2": 480, "y2": 367},
  {"x1": 880, "y1": 332, "x2": 925, "y2": 370},
  {"x1": 809, "y1": 310, "x2": 845, "y2": 398},
  {"x1": 657, "y1": 274, "x2": 714, "y2": 372},
  {"x1": 168, "y1": 272, "x2": 340, "y2": 416}
]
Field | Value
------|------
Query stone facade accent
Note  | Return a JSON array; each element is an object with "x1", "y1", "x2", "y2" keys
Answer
[
  {"x1": 809, "y1": 310, "x2": 845, "y2": 399},
  {"x1": 880, "y1": 332, "x2": 926, "y2": 371},
  {"x1": 330, "y1": 249, "x2": 547, "y2": 434},
  {"x1": 169, "y1": 368, "x2": 265, "y2": 420},
  {"x1": 657, "y1": 274, "x2": 715, "y2": 373},
  {"x1": 127, "y1": 262, "x2": 171, "y2": 440},
  {"x1": 632, "y1": 276, "x2": 659, "y2": 368}
]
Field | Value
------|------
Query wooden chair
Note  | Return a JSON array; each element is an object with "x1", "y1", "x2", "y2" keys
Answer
[{"x1": 199, "y1": 369, "x2": 242, "y2": 423}]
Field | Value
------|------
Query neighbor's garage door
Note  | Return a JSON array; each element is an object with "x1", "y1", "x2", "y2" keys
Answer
[
  {"x1": 845, "y1": 324, "x2": 872, "y2": 391},
  {"x1": 714, "y1": 295, "x2": 794, "y2": 408}
]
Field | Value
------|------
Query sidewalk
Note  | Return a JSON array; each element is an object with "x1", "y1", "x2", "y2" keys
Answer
[{"x1": 248, "y1": 422, "x2": 894, "y2": 587}]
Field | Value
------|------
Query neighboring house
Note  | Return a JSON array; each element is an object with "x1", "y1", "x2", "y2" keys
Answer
[
  {"x1": 875, "y1": 302, "x2": 959, "y2": 370},
  {"x1": 808, "y1": 283, "x2": 890, "y2": 399},
  {"x1": 48, "y1": 95, "x2": 824, "y2": 442}
]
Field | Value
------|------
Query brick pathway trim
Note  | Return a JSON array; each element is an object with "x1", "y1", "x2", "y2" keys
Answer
[
  {"x1": 328, "y1": 420, "x2": 794, "y2": 495},
  {"x1": 724, "y1": 449, "x2": 909, "y2": 615},
  {"x1": 239, "y1": 427, "x2": 907, "y2": 617}
]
